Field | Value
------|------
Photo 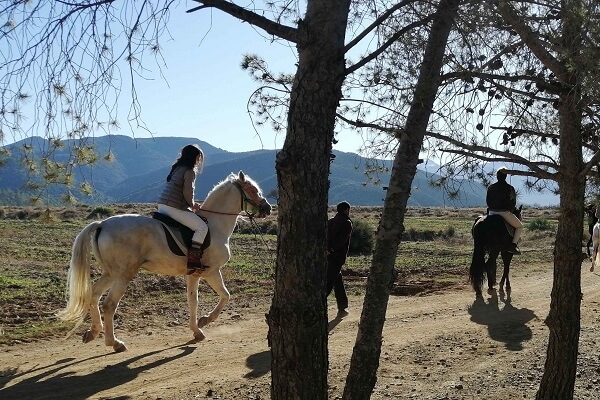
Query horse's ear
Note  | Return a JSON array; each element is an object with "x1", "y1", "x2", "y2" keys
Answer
[
  {"x1": 519, "y1": 204, "x2": 523, "y2": 211},
  {"x1": 238, "y1": 170, "x2": 245, "y2": 181}
]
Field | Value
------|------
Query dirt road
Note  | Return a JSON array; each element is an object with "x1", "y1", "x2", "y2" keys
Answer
[{"x1": 2, "y1": 267, "x2": 600, "y2": 399}]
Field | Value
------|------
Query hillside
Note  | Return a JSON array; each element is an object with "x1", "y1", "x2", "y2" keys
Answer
[{"x1": 0, "y1": 135, "x2": 546, "y2": 206}]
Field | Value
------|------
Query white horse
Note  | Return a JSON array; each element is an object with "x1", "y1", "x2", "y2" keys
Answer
[
  {"x1": 57, "y1": 171, "x2": 272, "y2": 352},
  {"x1": 591, "y1": 221, "x2": 600, "y2": 272}
]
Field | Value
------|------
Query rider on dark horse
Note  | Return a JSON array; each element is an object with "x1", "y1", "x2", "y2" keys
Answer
[{"x1": 486, "y1": 166, "x2": 523, "y2": 255}]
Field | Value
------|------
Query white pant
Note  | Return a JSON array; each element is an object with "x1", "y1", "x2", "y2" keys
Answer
[
  {"x1": 489, "y1": 210, "x2": 523, "y2": 244},
  {"x1": 157, "y1": 204, "x2": 208, "y2": 244}
]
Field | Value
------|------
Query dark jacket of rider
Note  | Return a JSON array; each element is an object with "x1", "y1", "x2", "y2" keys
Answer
[{"x1": 486, "y1": 180, "x2": 517, "y2": 212}]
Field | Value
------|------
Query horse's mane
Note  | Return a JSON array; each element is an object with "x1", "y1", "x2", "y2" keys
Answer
[{"x1": 205, "y1": 172, "x2": 262, "y2": 200}]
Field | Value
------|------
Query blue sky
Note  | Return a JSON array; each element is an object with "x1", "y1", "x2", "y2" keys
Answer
[{"x1": 124, "y1": 4, "x2": 366, "y2": 155}]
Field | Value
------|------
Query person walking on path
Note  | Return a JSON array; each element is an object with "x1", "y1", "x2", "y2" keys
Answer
[{"x1": 327, "y1": 201, "x2": 353, "y2": 317}]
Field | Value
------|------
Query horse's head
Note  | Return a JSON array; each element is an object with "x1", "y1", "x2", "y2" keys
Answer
[{"x1": 233, "y1": 171, "x2": 272, "y2": 218}]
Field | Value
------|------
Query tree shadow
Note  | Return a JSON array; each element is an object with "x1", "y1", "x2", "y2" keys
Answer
[
  {"x1": 244, "y1": 350, "x2": 270, "y2": 378},
  {"x1": 0, "y1": 344, "x2": 197, "y2": 399},
  {"x1": 468, "y1": 289, "x2": 537, "y2": 351}
]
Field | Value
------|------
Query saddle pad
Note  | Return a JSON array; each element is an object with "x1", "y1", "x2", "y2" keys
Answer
[{"x1": 151, "y1": 212, "x2": 211, "y2": 256}]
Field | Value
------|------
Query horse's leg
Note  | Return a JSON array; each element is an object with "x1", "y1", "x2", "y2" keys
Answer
[
  {"x1": 101, "y1": 278, "x2": 130, "y2": 352},
  {"x1": 499, "y1": 251, "x2": 514, "y2": 294},
  {"x1": 486, "y1": 251, "x2": 499, "y2": 292},
  {"x1": 83, "y1": 273, "x2": 113, "y2": 344},
  {"x1": 185, "y1": 275, "x2": 205, "y2": 341},
  {"x1": 198, "y1": 268, "x2": 230, "y2": 328}
]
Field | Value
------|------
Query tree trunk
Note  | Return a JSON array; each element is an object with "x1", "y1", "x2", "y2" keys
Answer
[
  {"x1": 267, "y1": 1, "x2": 350, "y2": 399},
  {"x1": 536, "y1": 86, "x2": 584, "y2": 400},
  {"x1": 342, "y1": 1, "x2": 460, "y2": 398},
  {"x1": 536, "y1": 5, "x2": 585, "y2": 396}
]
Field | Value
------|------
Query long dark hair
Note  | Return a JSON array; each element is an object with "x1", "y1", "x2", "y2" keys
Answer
[{"x1": 166, "y1": 144, "x2": 204, "y2": 182}]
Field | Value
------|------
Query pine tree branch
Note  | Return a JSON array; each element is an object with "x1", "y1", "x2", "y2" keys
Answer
[
  {"x1": 338, "y1": 114, "x2": 558, "y2": 179},
  {"x1": 490, "y1": 0, "x2": 568, "y2": 84}
]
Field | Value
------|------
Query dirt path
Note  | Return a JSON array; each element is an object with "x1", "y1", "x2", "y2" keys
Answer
[{"x1": 2, "y1": 267, "x2": 600, "y2": 400}]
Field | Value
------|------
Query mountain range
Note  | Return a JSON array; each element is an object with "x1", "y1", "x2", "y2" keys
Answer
[{"x1": 0, "y1": 135, "x2": 557, "y2": 207}]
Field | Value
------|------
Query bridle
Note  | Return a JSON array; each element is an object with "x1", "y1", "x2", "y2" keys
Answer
[
  {"x1": 232, "y1": 180, "x2": 264, "y2": 216},
  {"x1": 201, "y1": 179, "x2": 266, "y2": 218}
]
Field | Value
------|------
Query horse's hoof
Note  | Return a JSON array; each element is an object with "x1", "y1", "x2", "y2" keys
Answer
[
  {"x1": 591, "y1": 266, "x2": 595, "y2": 272},
  {"x1": 193, "y1": 330, "x2": 206, "y2": 342},
  {"x1": 82, "y1": 329, "x2": 96, "y2": 344},
  {"x1": 113, "y1": 341, "x2": 127, "y2": 353},
  {"x1": 198, "y1": 315, "x2": 210, "y2": 328}
]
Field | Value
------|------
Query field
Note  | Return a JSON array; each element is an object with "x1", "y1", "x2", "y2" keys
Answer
[
  {"x1": 3, "y1": 204, "x2": 600, "y2": 399},
  {"x1": 0, "y1": 204, "x2": 558, "y2": 345}
]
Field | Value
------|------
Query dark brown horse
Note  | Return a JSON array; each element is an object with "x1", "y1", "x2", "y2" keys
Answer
[{"x1": 469, "y1": 206, "x2": 523, "y2": 297}]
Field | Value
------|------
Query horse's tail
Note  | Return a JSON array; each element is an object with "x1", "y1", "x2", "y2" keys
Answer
[
  {"x1": 469, "y1": 226, "x2": 486, "y2": 294},
  {"x1": 57, "y1": 221, "x2": 102, "y2": 323}
]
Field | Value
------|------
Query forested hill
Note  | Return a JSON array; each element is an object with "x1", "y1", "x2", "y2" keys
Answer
[{"x1": 0, "y1": 135, "x2": 528, "y2": 207}]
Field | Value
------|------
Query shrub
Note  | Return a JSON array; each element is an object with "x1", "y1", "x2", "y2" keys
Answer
[
  {"x1": 444, "y1": 225, "x2": 456, "y2": 238},
  {"x1": 349, "y1": 219, "x2": 374, "y2": 255},
  {"x1": 527, "y1": 218, "x2": 553, "y2": 231},
  {"x1": 60, "y1": 209, "x2": 79, "y2": 221},
  {"x1": 38, "y1": 208, "x2": 59, "y2": 223},
  {"x1": 402, "y1": 228, "x2": 436, "y2": 241},
  {"x1": 236, "y1": 219, "x2": 277, "y2": 235},
  {"x1": 86, "y1": 206, "x2": 114, "y2": 219},
  {"x1": 16, "y1": 209, "x2": 29, "y2": 220}
]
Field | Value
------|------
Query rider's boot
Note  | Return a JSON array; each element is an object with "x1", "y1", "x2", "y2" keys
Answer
[
  {"x1": 507, "y1": 243, "x2": 521, "y2": 255},
  {"x1": 187, "y1": 243, "x2": 204, "y2": 274}
]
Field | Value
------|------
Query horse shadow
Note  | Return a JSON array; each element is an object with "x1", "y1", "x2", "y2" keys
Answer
[
  {"x1": 468, "y1": 289, "x2": 537, "y2": 351},
  {"x1": 244, "y1": 350, "x2": 271, "y2": 379},
  {"x1": 0, "y1": 344, "x2": 197, "y2": 399}
]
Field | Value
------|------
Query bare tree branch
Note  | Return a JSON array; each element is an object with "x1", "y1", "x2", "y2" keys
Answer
[
  {"x1": 346, "y1": 14, "x2": 434, "y2": 75},
  {"x1": 343, "y1": 0, "x2": 417, "y2": 53},
  {"x1": 187, "y1": 0, "x2": 298, "y2": 43},
  {"x1": 582, "y1": 150, "x2": 600, "y2": 178}
]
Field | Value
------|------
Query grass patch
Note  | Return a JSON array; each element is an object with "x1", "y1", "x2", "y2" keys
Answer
[{"x1": 526, "y1": 218, "x2": 556, "y2": 231}]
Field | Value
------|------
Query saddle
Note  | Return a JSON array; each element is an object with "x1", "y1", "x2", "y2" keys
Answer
[{"x1": 151, "y1": 212, "x2": 211, "y2": 257}]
